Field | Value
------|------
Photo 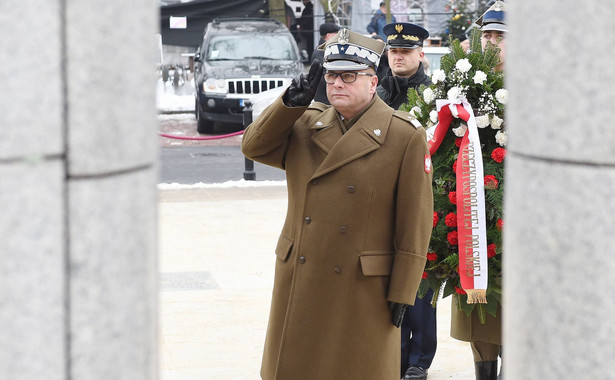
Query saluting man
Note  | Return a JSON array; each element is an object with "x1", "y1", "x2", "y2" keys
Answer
[
  {"x1": 378, "y1": 22, "x2": 437, "y2": 380},
  {"x1": 242, "y1": 28, "x2": 434, "y2": 380}
]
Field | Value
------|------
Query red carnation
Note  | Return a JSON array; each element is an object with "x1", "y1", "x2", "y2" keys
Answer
[
  {"x1": 484, "y1": 175, "x2": 499, "y2": 190},
  {"x1": 448, "y1": 191, "x2": 457, "y2": 205},
  {"x1": 427, "y1": 252, "x2": 438, "y2": 261},
  {"x1": 496, "y1": 218, "x2": 504, "y2": 231},
  {"x1": 488, "y1": 243, "x2": 497, "y2": 258},
  {"x1": 433, "y1": 212, "x2": 439, "y2": 228},
  {"x1": 422, "y1": 271, "x2": 428, "y2": 279},
  {"x1": 445, "y1": 212, "x2": 457, "y2": 228},
  {"x1": 455, "y1": 138, "x2": 462, "y2": 147},
  {"x1": 491, "y1": 147, "x2": 507, "y2": 163},
  {"x1": 447, "y1": 230, "x2": 458, "y2": 246},
  {"x1": 452, "y1": 160, "x2": 457, "y2": 172},
  {"x1": 455, "y1": 286, "x2": 467, "y2": 295}
]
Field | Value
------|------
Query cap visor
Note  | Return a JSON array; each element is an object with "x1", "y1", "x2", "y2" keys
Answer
[
  {"x1": 387, "y1": 43, "x2": 420, "y2": 49},
  {"x1": 323, "y1": 60, "x2": 370, "y2": 71}
]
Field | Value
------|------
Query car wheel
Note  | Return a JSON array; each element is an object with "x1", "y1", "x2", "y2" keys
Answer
[{"x1": 196, "y1": 102, "x2": 214, "y2": 134}]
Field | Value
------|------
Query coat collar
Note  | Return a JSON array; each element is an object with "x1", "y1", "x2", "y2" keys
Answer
[{"x1": 309, "y1": 97, "x2": 394, "y2": 179}]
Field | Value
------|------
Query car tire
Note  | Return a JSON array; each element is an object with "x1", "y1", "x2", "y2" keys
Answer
[{"x1": 195, "y1": 100, "x2": 214, "y2": 134}]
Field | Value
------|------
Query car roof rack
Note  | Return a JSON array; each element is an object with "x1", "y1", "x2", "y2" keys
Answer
[{"x1": 212, "y1": 17, "x2": 281, "y2": 25}]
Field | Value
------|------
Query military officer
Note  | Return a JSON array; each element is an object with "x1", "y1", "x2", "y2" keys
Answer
[{"x1": 242, "y1": 28, "x2": 434, "y2": 380}]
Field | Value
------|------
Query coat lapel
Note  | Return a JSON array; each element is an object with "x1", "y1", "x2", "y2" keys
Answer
[{"x1": 310, "y1": 97, "x2": 394, "y2": 180}]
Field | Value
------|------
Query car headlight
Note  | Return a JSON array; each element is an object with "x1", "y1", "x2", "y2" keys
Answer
[{"x1": 203, "y1": 78, "x2": 227, "y2": 94}]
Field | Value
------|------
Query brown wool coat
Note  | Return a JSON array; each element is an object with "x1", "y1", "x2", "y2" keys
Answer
[
  {"x1": 450, "y1": 295, "x2": 502, "y2": 346},
  {"x1": 242, "y1": 94, "x2": 433, "y2": 380}
]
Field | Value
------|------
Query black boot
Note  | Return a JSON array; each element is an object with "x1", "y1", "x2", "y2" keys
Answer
[{"x1": 474, "y1": 360, "x2": 498, "y2": 380}]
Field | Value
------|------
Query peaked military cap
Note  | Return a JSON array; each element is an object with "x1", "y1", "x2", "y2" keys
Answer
[
  {"x1": 476, "y1": 1, "x2": 506, "y2": 32},
  {"x1": 319, "y1": 28, "x2": 385, "y2": 71},
  {"x1": 383, "y1": 22, "x2": 429, "y2": 49}
]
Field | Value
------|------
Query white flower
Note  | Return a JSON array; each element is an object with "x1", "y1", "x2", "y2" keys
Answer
[
  {"x1": 430, "y1": 110, "x2": 438, "y2": 123},
  {"x1": 495, "y1": 130, "x2": 508, "y2": 146},
  {"x1": 475, "y1": 114, "x2": 490, "y2": 128},
  {"x1": 473, "y1": 70, "x2": 487, "y2": 84},
  {"x1": 410, "y1": 106, "x2": 422, "y2": 117},
  {"x1": 447, "y1": 87, "x2": 463, "y2": 101},
  {"x1": 491, "y1": 115, "x2": 503, "y2": 129},
  {"x1": 432, "y1": 69, "x2": 446, "y2": 84},
  {"x1": 453, "y1": 124, "x2": 468, "y2": 137},
  {"x1": 455, "y1": 58, "x2": 472, "y2": 73},
  {"x1": 495, "y1": 89, "x2": 508, "y2": 104},
  {"x1": 423, "y1": 88, "x2": 435, "y2": 104}
]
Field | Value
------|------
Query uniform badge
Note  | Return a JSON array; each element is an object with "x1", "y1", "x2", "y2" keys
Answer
[
  {"x1": 424, "y1": 155, "x2": 432, "y2": 173},
  {"x1": 338, "y1": 28, "x2": 349, "y2": 44}
]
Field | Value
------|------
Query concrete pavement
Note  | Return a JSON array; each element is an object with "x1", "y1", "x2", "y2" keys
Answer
[{"x1": 158, "y1": 185, "x2": 479, "y2": 379}]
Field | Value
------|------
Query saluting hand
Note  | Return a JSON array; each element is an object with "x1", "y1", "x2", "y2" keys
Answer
[{"x1": 286, "y1": 60, "x2": 323, "y2": 107}]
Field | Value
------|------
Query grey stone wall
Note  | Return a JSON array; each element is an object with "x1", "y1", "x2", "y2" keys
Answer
[
  {"x1": 504, "y1": 1, "x2": 615, "y2": 378},
  {"x1": 0, "y1": 1, "x2": 159, "y2": 379}
]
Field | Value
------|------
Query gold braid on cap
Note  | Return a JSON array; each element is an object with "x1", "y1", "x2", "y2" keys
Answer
[
  {"x1": 387, "y1": 34, "x2": 398, "y2": 41},
  {"x1": 402, "y1": 35, "x2": 419, "y2": 41}
]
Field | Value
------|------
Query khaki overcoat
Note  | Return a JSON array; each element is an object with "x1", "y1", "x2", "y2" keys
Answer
[
  {"x1": 450, "y1": 295, "x2": 502, "y2": 345},
  {"x1": 242, "y1": 94, "x2": 433, "y2": 380}
]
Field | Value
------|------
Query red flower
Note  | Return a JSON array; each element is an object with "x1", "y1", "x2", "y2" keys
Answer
[
  {"x1": 433, "y1": 212, "x2": 439, "y2": 228},
  {"x1": 455, "y1": 138, "x2": 462, "y2": 147},
  {"x1": 448, "y1": 191, "x2": 457, "y2": 205},
  {"x1": 488, "y1": 243, "x2": 497, "y2": 258},
  {"x1": 484, "y1": 175, "x2": 499, "y2": 190},
  {"x1": 496, "y1": 218, "x2": 504, "y2": 231},
  {"x1": 452, "y1": 160, "x2": 457, "y2": 172},
  {"x1": 422, "y1": 271, "x2": 428, "y2": 279},
  {"x1": 445, "y1": 212, "x2": 457, "y2": 228},
  {"x1": 455, "y1": 286, "x2": 466, "y2": 295},
  {"x1": 427, "y1": 252, "x2": 438, "y2": 261},
  {"x1": 447, "y1": 230, "x2": 458, "y2": 246},
  {"x1": 491, "y1": 147, "x2": 507, "y2": 163}
]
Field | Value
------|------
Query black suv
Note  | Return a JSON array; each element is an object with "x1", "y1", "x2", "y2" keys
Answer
[{"x1": 193, "y1": 18, "x2": 305, "y2": 133}]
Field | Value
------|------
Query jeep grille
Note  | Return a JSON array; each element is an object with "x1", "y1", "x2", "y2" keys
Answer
[{"x1": 227, "y1": 79, "x2": 286, "y2": 95}]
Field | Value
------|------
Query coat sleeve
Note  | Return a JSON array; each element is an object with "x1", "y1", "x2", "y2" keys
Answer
[
  {"x1": 388, "y1": 127, "x2": 434, "y2": 305},
  {"x1": 241, "y1": 93, "x2": 308, "y2": 170}
]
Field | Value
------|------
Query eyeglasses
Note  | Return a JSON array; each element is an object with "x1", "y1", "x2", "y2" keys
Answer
[{"x1": 323, "y1": 71, "x2": 375, "y2": 84}]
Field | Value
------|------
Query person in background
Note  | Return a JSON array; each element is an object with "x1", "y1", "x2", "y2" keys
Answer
[
  {"x1": 377, "y1": 22, "x2": 435, "y2": 380},
  {"x1": 367, "y1": 2, "x2": 396, "y2": 41},
  {"x1": 242, "y1": 28, "x2": 433, "y2": 380},
  {"x1": 312, "y1": 22, "x2": 340, "y2": 104},
  {"x1": 449, "y1": 3, "x2": 506, "y2": 379},
  {"x1": 371, "y1": 34, "x2": 390, "y2": 83},
  {"x1": 298, "y1": 0, "x2": 314, "y2": 59}
]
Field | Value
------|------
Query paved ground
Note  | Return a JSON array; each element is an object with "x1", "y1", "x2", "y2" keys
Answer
[{"x1": 158, "y1": 185, "x2": 481, "y2": 380}]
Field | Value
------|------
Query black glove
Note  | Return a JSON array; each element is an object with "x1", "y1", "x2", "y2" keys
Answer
[
  {"x1": 390, "y1": 302, "x2": 409, "y2": 328},
  {"x1": 285, "y1": 60, "x2": 323, "y2": 107}
]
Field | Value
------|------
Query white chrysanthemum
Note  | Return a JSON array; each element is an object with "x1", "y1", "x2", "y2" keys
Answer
[
  {"x1": 430, "y1": 110, "x2": 438, "y2": 123},
  {"x1": 447, "y1": 87, "x2": 462, "y2": 101},
  {"x1": 475, "y1": 114, "x2": 490, "y2": 128},
  {"x1": 410, "y1": 106, "x2": 422, "y2": 117},
  {"x1": 455, "y1": 58, "x2": 472, "y2": 73},
  {"x1": 495, "y1": 130, "x2": 508, "y2": 146},
  {"x1": 432, "y1": 69, "x2": 446, "y2": 84},
  {"x1": 491, "y1": 115, "x2": 503, "y2": 129},
  {"x1": 423, "y1": 88, "x2": 435, "y2": 104},
  {"x1": 473, "y1": 70, "x2": 487, "y2": 84},
  {"x1": 495, "y1": 88, "x2": 508, "y2": 104},
  {"x1": 453, "y1": 124, "x2": 467, "y2": 137}
]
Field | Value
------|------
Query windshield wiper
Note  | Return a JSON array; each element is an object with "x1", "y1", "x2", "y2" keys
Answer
[{"x1": 243, "y1": 56, "x2": 276, "y2": 60}]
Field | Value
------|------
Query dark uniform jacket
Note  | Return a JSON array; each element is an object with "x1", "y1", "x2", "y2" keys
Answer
[
  {"x1": 242, "y1": 93, "x2": 433, "y2": 379},
  {"x1": 377, "y1": 62, "x2": 431, "y2": 109}
]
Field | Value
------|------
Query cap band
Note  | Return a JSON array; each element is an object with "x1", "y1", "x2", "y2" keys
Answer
[{"x1": 324, "y1": 43, "x2": 381, "y2": 70}]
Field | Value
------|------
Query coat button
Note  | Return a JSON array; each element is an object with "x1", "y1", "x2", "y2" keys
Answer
[
  {"x1": 334, "y1": 267, "x2": 342, "y2": 273},
  {"x1": 299, "y1": 256, "x2": 306, "y2": 264},
  {"x1": 312, "y1": 179, "x2": 319, "y2": 185},
  {"x1": 347, "y1": 185, "x2": 355, "y2": 193},
  {"x1": 338, "y1": 226, "x2": 347, "y2": 234},
  {"x1": 304, "y1": 216, "x2": 312, "y2": 224}
]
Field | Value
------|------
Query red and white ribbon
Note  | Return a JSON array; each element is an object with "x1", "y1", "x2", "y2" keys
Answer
[{"x1": 427, "y1": 99, "x2": 488, "y2": 304}]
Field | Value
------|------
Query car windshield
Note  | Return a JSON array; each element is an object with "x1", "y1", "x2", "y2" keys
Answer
[{"x1": 207, "y1": 34, "x2": 297, "y2": 61}]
